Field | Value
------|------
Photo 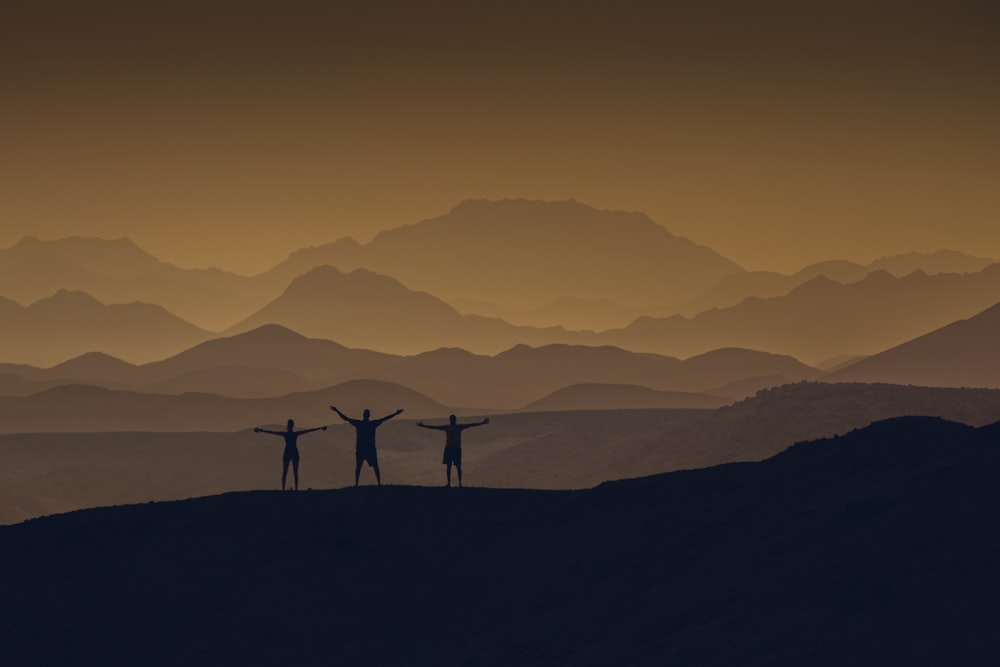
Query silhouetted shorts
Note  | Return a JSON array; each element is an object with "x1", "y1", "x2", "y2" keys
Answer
[
  {"x1": 356, "y1": 446, "x2": 378, "y2": 468},
  {"x1": 283, "y1": 450, "x2": 300, "y2": 464},
  {"x1": 442, "y1": 447, "x2": 461, "y2": 466}
]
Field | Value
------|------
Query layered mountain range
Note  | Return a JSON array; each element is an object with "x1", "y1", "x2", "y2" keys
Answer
[
  {"x1": 0, "y1": 325, "x2": 821, "y2": 410},
  {"x1": 2, "y1": 198, "x2": 997, "y2": 393}
]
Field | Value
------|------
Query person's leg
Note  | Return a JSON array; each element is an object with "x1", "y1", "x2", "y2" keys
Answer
[
  {"x1": 292, "y1": 459, "x2": 300, "y2": 490},
  {"x1": 456, "y1": 463, "x2": 462, "y2": 488},
  {"x1": 373, "y1": 460, "x2": 381, "y2": 486},
  {"x1": 282, "y1": 459, "x2": 289, "y2": 490},
  {"x1": 354, "y1": 461, "x2": 362, "y2": 487},
  {"x1": 445, "y1": 462, "x2": 452, "y2": 487}
]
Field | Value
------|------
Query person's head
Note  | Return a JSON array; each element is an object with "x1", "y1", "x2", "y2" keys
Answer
[
  {"x1": 287, "y1": 419, "x2": 295, "y2": 431},
  {"x1": 363, "y1": 409, "x2": 371, "y2": 421},
  {"x1": 449, "y1": 414, "x2": 457, "y2": 424}
]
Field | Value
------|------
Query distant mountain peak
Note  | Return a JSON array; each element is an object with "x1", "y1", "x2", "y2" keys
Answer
[
  {"x1": 30, "y1": 289, "x2": 104, "y2": 308},
  {"x1": 231, "y1": 323, "x2": 309, "y2": 341},
  {"x1": 788, "y1": 274, "x2": 842, "y2": 295},
  {"x1": 11, "y1": 235, "x2": 42, "y2": 248},
  {"x1": 288, "y1": 236, "x2": 360, "y2": 261},
  {"x1": 49, "y1": 351, "x2": 136, "y2": 374}
]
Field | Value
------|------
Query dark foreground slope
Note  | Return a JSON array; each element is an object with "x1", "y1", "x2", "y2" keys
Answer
[{"x1": 2, "y1": 416, "x2": 998, "y2": 666}]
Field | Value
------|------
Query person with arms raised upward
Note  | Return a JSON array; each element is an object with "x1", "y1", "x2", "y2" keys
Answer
[
  {"x1": 330, "y1": 406, "x2": 403, "y2": 486},
  {"x1": 417, "y1": 415, "x2": 490, "y2": 487},
  {"x1": 253, "y1": 419, "x2": 327, "y2": 490}
]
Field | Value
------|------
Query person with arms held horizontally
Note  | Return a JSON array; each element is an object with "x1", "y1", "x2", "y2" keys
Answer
[
  {"x1": 253, "y1": 419, "x2": 327, "y2": 490},
  {"x1": 417, "y1": 415, "x2": 490, "y2": 487}
]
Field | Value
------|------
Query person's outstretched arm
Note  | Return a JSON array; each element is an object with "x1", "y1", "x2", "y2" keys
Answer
[
  {"x1": 416, "y1": 421, "x2": 445, "y2": 430},
  {"x1": 329, "y1": 406, "x2": 357, "y2": 424},
  {"x1": 254, "y1": 427, "x2": 282, "y2": 435},
  {"x1": 295, "y1": 426, "x2": 328, "y2": 435},
  {"x1": 460, "y1": 417, "x2": 491, "y2": 430},
  {"x1": 374, "y1": 408, "x2": 404, "y2": 426}
]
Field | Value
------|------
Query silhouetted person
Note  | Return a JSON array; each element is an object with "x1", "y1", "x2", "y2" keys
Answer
[
  {"x1": 254, "y1": 419, "x2": 327, "y2": 490},
  {"x1": 330, "y1": 406, "x2": 403, "y2": 486},
  {"x1": 417, "y1": 415, "x2": 490, "y2": 487}
]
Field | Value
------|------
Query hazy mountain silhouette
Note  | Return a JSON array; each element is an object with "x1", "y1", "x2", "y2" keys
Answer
[
  {"x1": 3, "y1": 416, "x2": 997, "y2": 666},
  {"x1": 0, "y1": 373, "x2": 58, "y2": 396},
  {"x1": 0, "y1": 325, "x2": 398, "y2": 394},
  {"x1": 359, "y1": 343, "x2": 819, "y2": 408},
  {"x1": 0, "y1": 379, "x2": 449, "y2": 433},
  {"x1": 0, "y1": 236, "x2": 264, "y2": 330},
  {"x1": 0, "y1": 326, "x2": 818, "y2": 406},
  {"x1": 143, "y1": 366, "x2": 322, "y2": 398},
  {"x1": 825, "y1": 301, "x2": 1000, "y2": 387},
  {"x1": 451, "y1": 295, "x2": 639, "y2": 331},
  {"x1": 678, "y1": 251, "x2": 997, "y2": 316},
  {"x1": 139, "y1": 324, "x2": 400, "y2": 386},
  {"x1": 47, "y1": 351, "x2": 140, "y2": 382},
  {"x1": 523, "y1": 383, "x2": 726, "y2": 411},
  {"x1": 594, "y1": 264, "x2": 1000, "y2": 363},
  {"x1": 0, "y1": 289, "x2": 213, "y2": 365},
  {"x1": 226, "y1": 265, "x2": 572, "y2": 355},
  {"x1": 260, "y1": 199, "x2": 744, "y2": 311},
  {"x1": 869, "y1": 249, "x2": 996, "y2": 275}
]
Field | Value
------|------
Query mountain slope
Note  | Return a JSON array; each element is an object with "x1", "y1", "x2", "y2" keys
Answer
[
  {"x1": 0, "y1": 327, "x2": 819, "y2": 406},
  {"x1": 826, "y1": 301, "x2": 1000, "y2": 387},
  {"x1": 0, "y1": 290, "x2": 213, "y2": 365},
  {"x1": 361, "y1": 343, "x2": 819, "y2": 408},
  {"x1": 524, "y1": 383, "x2": 726, "y2": 411},
  {"x1": 226, "y1": 265, "x2": 571, "y2": 355},
  {"x1": 0, "y1": 380, "x2": 450, "y2": 433},
  {"x1": 2, "y1": 416, "x2": 997, "y2": 666},
  {"x1": 679, "y1": 251, "x2": 997, "y2": 315},
  {"x1": 595, "y1": 264, "x2": 1000, "y2": 363},
  {"x1": 261, "y1": 198, "x2": 744, "y2": 310},
  {"x1": 0, "y1": 236, "x2": 264, "y2": 330}
]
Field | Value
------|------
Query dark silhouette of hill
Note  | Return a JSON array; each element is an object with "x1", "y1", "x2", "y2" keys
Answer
[
  {"x1": 226, "y1": 265, "x2": 571, "y2": 355},
  {"x1": 826, "y1": 301, "x2": 1000, "y2": 387},
  {"x1": 0, "y1": 380, "x2": 449, "y2": 433},
  {"x1": 524, "y1": 383, "x2": 726, "y2": 411},
  {"x1": 260, "y1": 198, "x2": 744, "y2": 311},
  {"x1": 2, "y1": 415, "x2": 997, "y2": 666},
  {"x1": 703, "y1": 373, "x2": 793, "y2": 400},
  {"x1": 0, "y1": 236, "x2": 264, "y2": 330},
  {"x1": 0, "y1": 289, "x2": 213, "y2": 366},
  {"x1": 678, "y1": 251, "x2": 996, "y2": 316},
  {"x1": 594, "y1": 264, "x2": 1000, "y2": 363},
  {"x1": 474, "y1": 381, "x2": 1000, "y2": 489},
  {"x1": 6, "y1": 382, "x2": 1000, "y2": 525}
]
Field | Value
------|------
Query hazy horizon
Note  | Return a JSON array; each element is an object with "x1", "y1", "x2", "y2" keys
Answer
[
  {"x1": 3, "y1": 1, "x2": 998, "y2": 274},
  {"x1": 3, "y1": 198, "x2": 997, "y2": 278}
]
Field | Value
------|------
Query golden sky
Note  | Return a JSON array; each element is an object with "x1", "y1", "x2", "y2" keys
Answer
[{"x1": 2, "y1": 0, "x2": 998, "y2": 275}]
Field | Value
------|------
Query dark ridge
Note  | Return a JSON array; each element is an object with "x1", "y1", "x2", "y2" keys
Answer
[{"x1": 1, "y1": 416, "x2": 997, "y2": 666}]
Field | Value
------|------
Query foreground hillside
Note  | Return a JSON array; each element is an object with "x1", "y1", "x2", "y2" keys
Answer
[
  {"x1": 3, "y1": 382, "x2": 1000, "y2": 524},
  {"x1": 2, "y1": 416, "x2": 997, "y2": 666}
]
